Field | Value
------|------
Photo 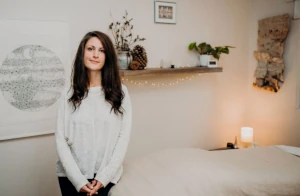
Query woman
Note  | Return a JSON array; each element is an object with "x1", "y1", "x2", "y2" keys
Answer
[{"x1": 55, "y1": 31, "x2": 132, "y2": 196}]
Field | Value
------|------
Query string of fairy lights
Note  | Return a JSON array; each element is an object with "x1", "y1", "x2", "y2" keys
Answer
[{"x1": 121, "y1": 73, "x2": 203, "y2": 87}]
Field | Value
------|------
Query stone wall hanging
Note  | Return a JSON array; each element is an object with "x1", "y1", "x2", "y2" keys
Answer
[{"x1": 253, "y1": 14, "x2": 290, "y2": 92}]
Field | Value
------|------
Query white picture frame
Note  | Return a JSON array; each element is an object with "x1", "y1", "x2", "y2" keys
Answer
[{"x1": 154, "y1": 1, "x2": 177, "y2": 24}]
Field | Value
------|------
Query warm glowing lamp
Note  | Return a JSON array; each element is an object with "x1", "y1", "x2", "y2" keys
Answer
[{"x1": 241, "y1": 127, "x2": 253, "y2": 147}]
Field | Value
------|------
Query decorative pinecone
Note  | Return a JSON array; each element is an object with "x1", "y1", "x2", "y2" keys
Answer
[
  {"x1": 131, "y1": 45, "x2": 148, "y2": 69},
  {"x1": 129, "y1": 61, "x2": 141, "y2": 70}
]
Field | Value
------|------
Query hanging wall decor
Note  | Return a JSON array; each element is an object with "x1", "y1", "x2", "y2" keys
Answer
[
  {"x1": 253, "y1": 14, "x2": 290, "y2": 92},
  {"x1": 0, "y1": 20, "x2": 70, "y2": 140},
  {"x1": 154, "y1": 1, "x2": 177, "y2": 24}
]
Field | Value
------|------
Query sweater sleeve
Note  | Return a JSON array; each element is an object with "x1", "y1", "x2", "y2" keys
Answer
[
  {"x1": 55, "y1": 90, "x2": 89, "y2": 192},
  {"x1": 95, "y1": 85, "x2": 132, "y2": 187}
]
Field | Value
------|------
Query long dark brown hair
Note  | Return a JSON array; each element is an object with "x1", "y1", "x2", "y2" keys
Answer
[{"x1": 68, "y1": 31, "x2": 124, "y2": 115}]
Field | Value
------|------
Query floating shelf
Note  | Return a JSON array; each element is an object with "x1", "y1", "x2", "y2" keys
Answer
[{"x1": 119, "y1": 67, "x2": 222, "y2": 77}]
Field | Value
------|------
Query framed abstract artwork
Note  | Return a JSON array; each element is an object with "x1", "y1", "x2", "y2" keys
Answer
[
  {"x1": 0, "y1": 20, "x2": 71, "y2": 140},
  {"x1": 154, "y1": 1, "x2": 177, "y2": 24}
]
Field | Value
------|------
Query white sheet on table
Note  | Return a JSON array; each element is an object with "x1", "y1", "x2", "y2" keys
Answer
[
  {"x1": 109, "y1": 146, "x2": 300, "y2": 196},
  {"x1": 275, "y1": 145, "x2": 300, "y2": 156}
]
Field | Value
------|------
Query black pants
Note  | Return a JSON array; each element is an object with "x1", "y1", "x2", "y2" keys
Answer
[{"x1": 58, "y1": 177, "x2": 115, "y2": 196}]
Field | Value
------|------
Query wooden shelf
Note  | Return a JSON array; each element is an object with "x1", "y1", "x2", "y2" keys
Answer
[{"x1": 119, "y1": 67, "x2": 222, "y2": 77}]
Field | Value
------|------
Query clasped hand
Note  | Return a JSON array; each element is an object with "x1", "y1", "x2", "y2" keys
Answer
[{"x1": 80, "y1": 180, "x2": 103, "y2": 196}]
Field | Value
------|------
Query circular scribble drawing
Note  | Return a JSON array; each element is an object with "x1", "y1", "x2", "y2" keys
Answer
[{"x1": 0, "y1": 45, "x2": 65, "y2": 111}]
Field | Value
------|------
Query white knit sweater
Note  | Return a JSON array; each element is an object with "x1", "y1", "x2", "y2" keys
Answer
[{"x1": 55, "y1": 84, "x2": 132, "y2": 192}]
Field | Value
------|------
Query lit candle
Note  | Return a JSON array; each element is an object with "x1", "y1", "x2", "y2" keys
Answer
[{"x1": 241, "y1": 127, "x2": 253, "y2": 143}]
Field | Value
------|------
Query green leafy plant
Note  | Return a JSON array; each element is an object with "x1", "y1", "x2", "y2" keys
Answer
[
  {"x1": 109, "y1": 11, "x2": 146, "y2": 51},
  {"x1": 188, "y1": 42, "x2": 235, "y2": 60}
]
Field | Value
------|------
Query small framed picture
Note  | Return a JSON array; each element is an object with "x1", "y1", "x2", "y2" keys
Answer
[{"x1": 154, "y1": 1, "x2": 177, "y2": 24}]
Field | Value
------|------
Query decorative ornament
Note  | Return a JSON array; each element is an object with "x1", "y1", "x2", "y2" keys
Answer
[
  {"x1": 129, "y1": 60, "x2": 141, "y2": 70},
  {"x1": 109, "y1": 11, "x2": 146, "y2": 70},
  {"x1": 131, "y1": 45, "x2": 148, "y2": 69},
  {"x1": 121, "y1": 73, "x2": 200, "y2": 87}
]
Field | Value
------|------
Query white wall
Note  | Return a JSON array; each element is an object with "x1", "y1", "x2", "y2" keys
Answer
[
  {"x1": 246, "y1": 0, "x2": 300, "y2": 147},
  {"x1": 0, "y1": 0, "x2": 250, "y2": 195}
]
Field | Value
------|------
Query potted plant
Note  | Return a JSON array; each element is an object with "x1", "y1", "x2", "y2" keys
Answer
[
  {"x1": 188, "y1": 42, "x2": 234, "y2": 66},
  {"x1": 109, "y1": 11, "x2": 146, "y2": 69}
]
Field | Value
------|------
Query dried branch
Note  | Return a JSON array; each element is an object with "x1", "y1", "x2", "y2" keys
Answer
[{"x1": 109, "y1": 11, "x2": 145, "y2": 51}]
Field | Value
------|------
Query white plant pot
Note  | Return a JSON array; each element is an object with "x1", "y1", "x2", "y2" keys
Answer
[
  {"x1": 117, "y1": 51, "x2": 132, "y2": 69},
  {"x1": 199, "y1": 55, "x2": 211, "y2": 67}
]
